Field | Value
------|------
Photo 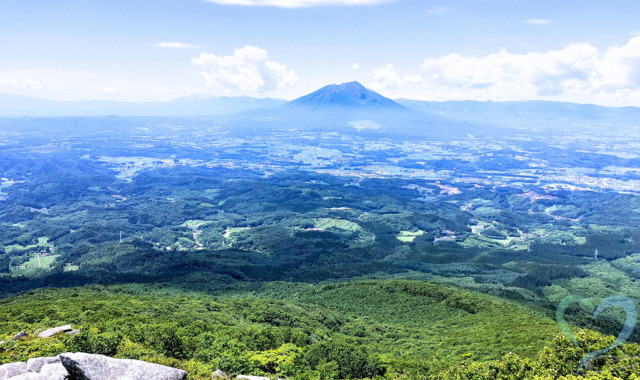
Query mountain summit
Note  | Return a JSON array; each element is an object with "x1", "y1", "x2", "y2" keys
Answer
[
  {"x1": 231, "y1": 81, "x2": 476, "y2": 137},
  {"x1": 287, "y1": 81, "x2": 403, "y2": 110}
]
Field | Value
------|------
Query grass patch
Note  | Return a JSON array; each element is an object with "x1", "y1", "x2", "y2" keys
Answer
[
  {"x1": 11, "y1": 254, "x2": 60, "y2": 275},
  {"x1": 223, "y1": 227, "x2": 252, "y2": 239},
  {"x1": 314, "y1": 218, "x2": 361, "y2": 231},
  {"x1": 181, "y1": 220, "x2": 212, "y2": 229},
  {"x1": 396, "y1": 230, "x2": 425, "y2": 242}
]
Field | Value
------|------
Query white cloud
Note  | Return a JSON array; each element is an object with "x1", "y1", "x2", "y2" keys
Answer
[
  {"x1": 156, "y1": 42, "x2": 203, "y2": 49},
  {"x1": 524, "y1": 19, "x2": 552, "y2": 24},
  {"x1": 0, "y1": 77, "x2": 41, "y2": 91},
  {"x1": 367, "y1": 37, "x2": 640, "y2": 106},
  {"x1": 103, "y1": 87, "x2": 119, "y2": 93},
  {"x1": 352, "y1": 63, "x2": 360, "y2": 71},
  {"x1": 192, "y1": 45, "x2": 298, "y2": 93},
  {"x1": 369, "y1": 64, "x2": 423, "y2": 89},
  {"x1": 22, "y1": 78, "x2": 42, "y2": 91},
  {"x1": 202, "y1": 0, "x2": 395, "y2": 8},
  {"x1": 0, "y1": 78, "x2": 21, "y2": 87}
]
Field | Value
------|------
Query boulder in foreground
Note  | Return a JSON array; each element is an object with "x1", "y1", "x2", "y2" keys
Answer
[
  {"x1": 0, "y1": 362, "x2": 27, "y2": 379},
  {"x1": 26, "y1": 357, "x2": 61, "y2": 373},
  {"x1": 60, "y1": 352, "x2": 187, "y2": 380}
]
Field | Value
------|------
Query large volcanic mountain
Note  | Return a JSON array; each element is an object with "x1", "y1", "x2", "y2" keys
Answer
[
  {"x1": 224, "y1": 81, "x2": 477, "y2": 136},
  {"x1": 286, "y1": 81, "x2": 403, "y2": 110}
]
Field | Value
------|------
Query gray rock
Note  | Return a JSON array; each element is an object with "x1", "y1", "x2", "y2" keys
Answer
[
  {"x1": 0, "y1": 362, "x2": 27, "y2": 379},
  {"x1": 33, "y1": 329, "x2": 41, "y2": 335},
  {"x1": 26, "y1": 357, "x2": 61, "y2": 373},
  {"x1": 60, "y1": 352, "x2": 187, "y2": 380},
  {"x1": 212, "y1": 369, "x2": 230, "y2": 379},
  {"x1": 37, "y1": 325, "x2": 72, "y2": 338},
  {"x1": 5, "y1": 373, "x2": 43, "y2": 380},
  {"x1": 38, "y1": 363, "x2": 68, "y2": 380},
  {"x1": 5, "y1": 366, "x2": 67, "y2": 380},
  {"x1": 66, "y1": 329, "x2": 81, "y2": 336},
  {"x1": 12, "y1": 331, "x2": 27, "y2": 340}
]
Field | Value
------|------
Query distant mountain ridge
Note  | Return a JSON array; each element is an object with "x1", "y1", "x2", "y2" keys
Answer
[
  {"x1": 0, "y1": 93, "x2": 285, "y2": 117},
  {"x1": 2, "y1": 82, "x2": 640, "y2": 134},
  {"x1": 396, "y1": 98, "x2": 640, "y2": 130}
]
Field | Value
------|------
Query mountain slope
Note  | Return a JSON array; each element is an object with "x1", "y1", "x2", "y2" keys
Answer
[
  {"x1": 1, "y1": 281, "x2": 633, "y2": 379},
  {"x1": 0, "y1": 280, "x2": 560, "y2": 373},
  {"x1": 227, "y1": 81, "x2": 478, "y2": 137},
  {"x1": 286, "y1": 81, "x2": 403, "y2": 110},
  {"x1": 397, "y1": 98, "x2": 640, "y2": 131}
]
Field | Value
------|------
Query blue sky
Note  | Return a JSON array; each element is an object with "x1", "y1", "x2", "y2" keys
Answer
[{"x1": 1, "y1": 0, "x2": 639, "y2": 105}]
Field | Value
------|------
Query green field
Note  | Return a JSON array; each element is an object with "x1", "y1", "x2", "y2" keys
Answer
[
  {"x1": 223, "y1": 227, "x2": 252, "y2": 239},
  {"x1": 181, "y1": 219, "x2": 212, "y2": 229},
  {"x1": 314, "y1": 218, "x2": 361, "y2": 231},
  {"x1": 11, "y1": 254, "x2": 60, "y2": 275},
  {"x1": 396, "y1": 230, "x2": 425, "y2": 242}
]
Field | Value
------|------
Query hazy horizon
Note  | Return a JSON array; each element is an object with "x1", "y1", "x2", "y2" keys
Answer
[{"x1": 1, "y1": 1, "x2": 640, "y2": 106}]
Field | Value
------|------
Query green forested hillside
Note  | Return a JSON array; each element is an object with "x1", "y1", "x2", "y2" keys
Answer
[
  {"x1": 3, "y1": 160, "x2": 640, "y2": 344},
  {"x1": 246, "y1": 280, "x2": 559, "y2": 360},
  {"x1": 2, "y1": 124, "x2": 640, "y2": 379},
  {"x1": 0, "y1": 280, "x2": 637, "y2": 379}
]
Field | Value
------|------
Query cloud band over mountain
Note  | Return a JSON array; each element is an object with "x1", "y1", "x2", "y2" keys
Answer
[{"x1": 369, "y1": 36, "x2": 640, "y2": 106}]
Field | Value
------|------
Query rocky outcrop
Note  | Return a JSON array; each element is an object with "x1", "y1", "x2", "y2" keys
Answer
[
  {"x1": 10, "y1": 361, "x2": 68, "y2": 380},
  {"x1": 0, "y1": 357, "x2": 65, "y2": 380},
  {"x1": 60, "y1": 353, "x2": 187, "y2": 380},
  {"x1": 212, "y1": 369, "x2": 231, "y2": 379},
  {"x1": 7, "y1": 325, "x2": 79, "y2": 343},
  {"x1": 26, "y1": 357, "x2": 61, "y2": 373},
  {"x1": 0, "y1": 362, "x2": 27, "y2": 380},
  {"x1": 0, "y1": 353, "x2": 187, "y2": 380},
  {"x1": 37, "y1": 325, "x2": 72, "y2": 338}
]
